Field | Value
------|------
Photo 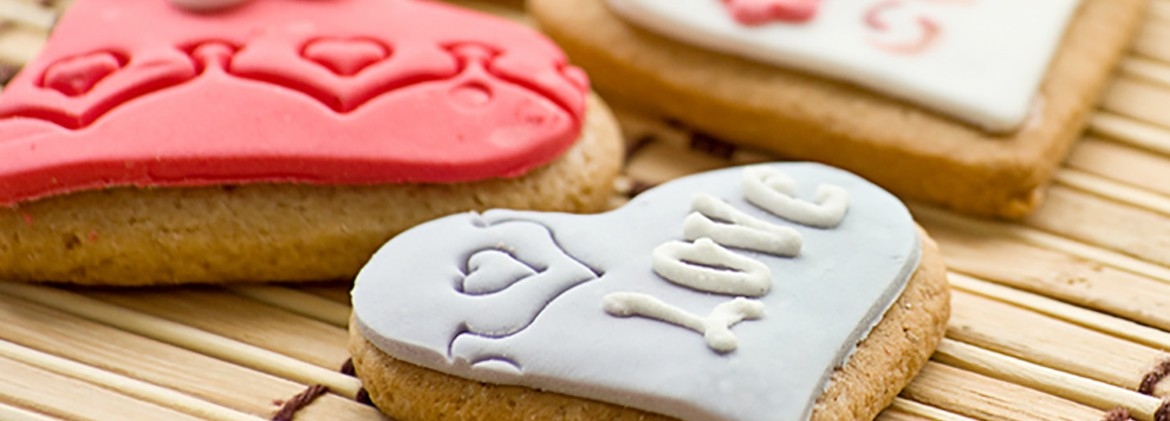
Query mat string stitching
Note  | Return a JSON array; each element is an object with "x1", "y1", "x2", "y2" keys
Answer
[
  {"x1": 1139, "y1": 359, "x2": 1170, "y2": 395},
  {"x1": 1103, "y1": 407, "x2": 1134, "y2": 421},
  {"x1": 271, "y1": 384, "x2": 328, "y2": 421},
  {"x1": 340, "y1": 358, "x2": 375, "y2": 406}
]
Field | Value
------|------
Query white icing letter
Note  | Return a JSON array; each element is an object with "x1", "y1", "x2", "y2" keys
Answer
[
  {"x1": 684, "y1": 194, "x2": 802, "y2": 257},
  {"x1": 603, "y1": 292, "x2": 764, "y2": 352},
  {"x1": 652, "y1": 238, "x2": 771, "y2": 297},
  {"x1": 742, "y1": 166, "x2": 849, "y2": 228}
]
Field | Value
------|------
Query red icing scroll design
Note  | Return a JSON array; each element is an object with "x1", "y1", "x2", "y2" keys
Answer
[
  {"x1": 863, "y1": 0, "x2": 974, "y2": 54},
  {"x1": 0, "y1": 0, "x2": 588, "y2": 205},
  {"x1": 723, "y1": 0, "x2": 821, "y2": 25}
]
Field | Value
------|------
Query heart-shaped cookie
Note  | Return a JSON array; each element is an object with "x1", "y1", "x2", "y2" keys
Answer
[
  {"x1": 0, "y1": 0, "x2": 586, "y2": 205},
  {"x1": 0, "y1": 0, "x2": 623, "y2": 286},
  {"x1": 607, "y1": 0, "x2": 1081, "y2": 131},
  {"x1": 351, "y1": 163, "x2": 949, "y2": 420}
]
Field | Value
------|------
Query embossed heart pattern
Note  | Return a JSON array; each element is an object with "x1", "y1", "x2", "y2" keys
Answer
[
  {"x1": 352, "y1": 163, "x2": 922, "y2": 421},
  {"x1": 0, "y1": 0, "x2": 587, "y2": 205}
]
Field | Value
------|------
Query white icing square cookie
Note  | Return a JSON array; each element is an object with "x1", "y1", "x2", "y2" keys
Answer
[{"x1": 530, "y1": 0, "x2": 1147, "y2": 218}]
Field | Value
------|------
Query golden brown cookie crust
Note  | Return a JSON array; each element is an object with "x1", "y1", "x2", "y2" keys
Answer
[
  {"x1": 0, "y1": 94, "x2": 623, "y2": 285},
  {"x1": 529, "y1": 0, "x2": 1146, "y2": 218},
  {"x1": 348, "y1": 229, "x2": 950, "y2": 421}
]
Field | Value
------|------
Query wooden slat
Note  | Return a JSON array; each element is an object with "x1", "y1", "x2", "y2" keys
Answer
[
  {"x1": 1089, "y1": 113, "x2": 1170, "y2": 156},
  {"x1": 1133, "y1": 15, "x2": 1170, "y2": 64},
  {"x1": 1066, "y1": 137, "x2": 1170, "y2": 197},
  {"x1": 1120, "y1": 57, "x2": 1170, "y2": 90},
  {"x1": 0, "y1": 25, "x2": 45, "y2": 65},
  {"x1": 0, "y1": 283, "x2": 362, "y2": 399},
  {"x1": 947, "y1": 290, "x2": 1163, "y2": 393},
  {"x1": 295, "y1": 283, "x2": 354, "y2": 305},
  {"x1": 900, "y1": 362, "x2": 1105, "y2": 421},
  {"x1": 1025, "y1": 185, "x2": 1170, "y2": 268},
  {"x1": 913, "y1": 204, "x2": 1170, "y2": 284},
  {"x1": 0, "y1": 295, "x2": 380, "y2": 419},
  {"x1": 934, "y1": 340, "x2": 1164, "y2": 420},
  {"x1": 949, "y1": 274, "x2": 1170, "y2": 364},
  {"x1": 922, "y1": 218, "x2": 1170, "y2": 331},
  {"x1": 225, "y1": 285, "x2": 351, "y2": 328},
  {"x1": 1102, "y1": 78, "x2": 1170, "y2": 131},
  {"x1": 0, "y1": 338, "x2": 260, "y2": 421},
  {"x1": 0, "y1": 354, "x2": 206, "y2": 421},
  {"x1": 87, "y1": 289, "x2": 351, "y2": 369},
  {"x1": 1055, "y1": 168, "x2": 1170, "y2": 217},
  {"x1": 1149, "y1": 0, "x2": 1170, "y2": 25},
  {"x1": 0, "y1": 402, "x2": 58, "y2": 421},
  {"x1": 881, "y1": 399, "x2": 975, "y2": 421},
  {"x1": 624, "y1": 141, "x2": 728, "y2": 185},
  {"x1": 0, "y1": 2, "x2": 55, "y2": 31}
]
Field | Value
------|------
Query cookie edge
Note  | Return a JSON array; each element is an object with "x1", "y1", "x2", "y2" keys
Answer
[{"x1": 0, "y1": 94, "x2": 624, "y2": 285}]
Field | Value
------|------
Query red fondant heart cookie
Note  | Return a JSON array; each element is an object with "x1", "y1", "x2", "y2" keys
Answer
[
  {"x1": 0, "y1": 0, "x2": 587, "y2": 205},
  {"x1": 0, "y1": 0, "x2": 623, "y2": 285}
]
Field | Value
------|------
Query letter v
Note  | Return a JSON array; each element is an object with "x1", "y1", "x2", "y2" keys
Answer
[
  {"x1": 652, "y1": 238, "x2": 772, "y2": 296},
  {"x1": 684, "y1": 193, "x2": 802, "y2": 257}
]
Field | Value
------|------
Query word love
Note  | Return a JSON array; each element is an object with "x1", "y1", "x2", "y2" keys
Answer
[{"x1": 604, "y1": 167, "x2": 849, "y2": 352}]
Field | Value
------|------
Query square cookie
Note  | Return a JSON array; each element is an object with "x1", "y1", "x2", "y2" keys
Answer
[{"x1": 530, "y1": 0, "x2": 1147, "y2": 218}]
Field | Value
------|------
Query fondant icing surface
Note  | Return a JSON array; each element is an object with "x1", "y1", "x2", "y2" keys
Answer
[
  {"x1": 0, "y1": 0, "x2": 586, "y2": 205},
  {"x1": 608, "y1": 0, "x2": 1081, "y2": 131},
  {"x1": 353, "y1": 163, "x2": 920, "y2": 421}
]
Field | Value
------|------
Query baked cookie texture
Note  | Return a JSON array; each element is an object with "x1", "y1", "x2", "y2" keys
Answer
[
  {"x1": 349, "y1": 231, "x2": 949, "y2": 421},
  {"x1": 0, "y1": 95, "x2": 622, "y2": 285},
  {"x1": 529, "y1": 0, "x2": 1147, "y2": 218}
]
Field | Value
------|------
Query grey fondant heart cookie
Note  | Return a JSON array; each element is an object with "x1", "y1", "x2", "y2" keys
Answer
[{"x1": 350, "y1": 162, "x2": 943, "y2": 420}]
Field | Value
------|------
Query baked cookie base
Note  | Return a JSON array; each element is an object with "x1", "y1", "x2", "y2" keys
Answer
[
  {"x1": 0, "y1": 94, "x2": 623, "y2": 285},
  {"x1": 530, "y1": 0, "x2": 1147, "y2": 218},
  {"x1": 348, "y1": 229, "x2": 950, "y2": 421}
]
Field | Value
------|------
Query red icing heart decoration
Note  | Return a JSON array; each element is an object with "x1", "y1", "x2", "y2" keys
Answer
[
  {"x1": 0, "y1": 0, "x2": 588, "y2": 206},
  {"x1": 302, "y1": 38, "x2": 389, "y2": 77},
  {"x1": 42, "y1": 51, "x2": 124, "y2": 96},
  {"x1": 723, "y1": 0, "x2": 822, "y2": 25}
]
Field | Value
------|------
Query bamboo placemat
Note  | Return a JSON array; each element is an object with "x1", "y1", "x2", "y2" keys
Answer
[{"x1": 2, "y1": 0, "x2": 1170, "y2": 420}]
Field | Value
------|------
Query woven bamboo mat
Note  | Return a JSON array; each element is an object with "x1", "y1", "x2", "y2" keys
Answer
[{"x1": 2, "y1": 0, "x2": 1170, "y2": 420}]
